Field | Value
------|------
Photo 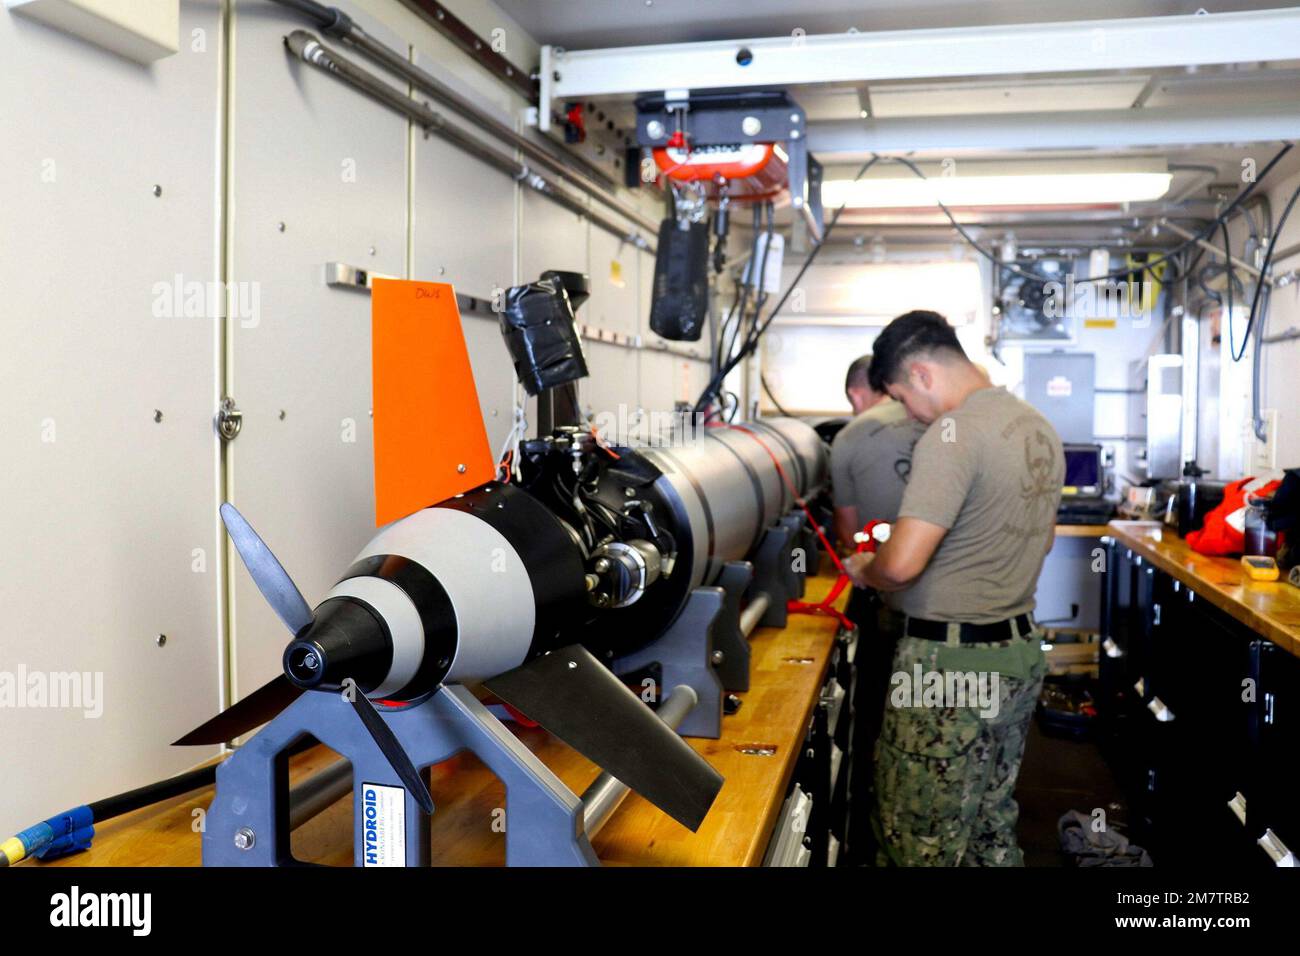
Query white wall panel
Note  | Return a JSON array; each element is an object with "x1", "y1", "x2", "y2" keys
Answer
[
  {"x1": 0, "y1": 1, "x2": 224, "y2": 832},
  {"x1": 519, "y1": 186, "x2": 588, "y2": 280},
  {"x1": 226, "y1": 0, "x2": 408, "y2": 703},
  {"x1": 409, "y1": 46, "x2": 518, "y2": 454},
  {"x1": 461, "y1": 313, "x2": 519, "y2": 455},
  {"x1": 637, "y1": 248, "x2": 713, "y2": 418},
  {"x1": 582, "y1": 342, "x2": 639, "y2": 426},
  {"x1": 410, "y1": 51, "x2": 516, "y2": 302},
  {"x1": 519, "y1": 187, "x2": 587, "y2": 437},
  {"x1": 585, "y1": 223, "x2": 639, "y2": 337}
]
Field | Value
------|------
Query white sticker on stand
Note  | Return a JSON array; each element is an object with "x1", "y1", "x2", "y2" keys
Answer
[{"x1": 361, "y1": 783, "x2": 407, "y2": 867}]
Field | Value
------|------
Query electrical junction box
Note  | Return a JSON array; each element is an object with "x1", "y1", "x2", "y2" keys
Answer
[
  {"x1": 6, "y1": 0, "x2": 178, "y2": 63},
  {"x1": 1024, "y1": 351, "x2": 1096, "y2": 444}
]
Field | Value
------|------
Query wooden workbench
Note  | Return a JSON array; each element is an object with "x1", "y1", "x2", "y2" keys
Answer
[
  {"x1": 1107, "y1": 520, "x2": 1300, "y2": 658},
  {"x1": 25, "y1": 571, "x2": 845, "y2": 868},
  {"x1": 1054, "y1": 523, "x2": 1112, "y2": 538}
]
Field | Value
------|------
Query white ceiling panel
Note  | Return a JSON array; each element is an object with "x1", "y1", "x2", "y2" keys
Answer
[{"x1": 868, "y1": 76, "x2": 1150, "y2": 117}]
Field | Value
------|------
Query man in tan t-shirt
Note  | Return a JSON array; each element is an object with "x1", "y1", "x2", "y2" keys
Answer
[
  {"x1": 845, "y1": 310, "x2": 1064, "y2": 867},
  {"x1": 831, "y1": 354, "x2": 926, "y2": 548},
  {"x1": 830, "y1": 354, "x2": 926, "y2": 864}
]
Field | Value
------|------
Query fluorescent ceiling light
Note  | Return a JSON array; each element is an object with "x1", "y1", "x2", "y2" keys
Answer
[{"x1": 822, "y1": 159, "x2": 1171, "y2": 208}]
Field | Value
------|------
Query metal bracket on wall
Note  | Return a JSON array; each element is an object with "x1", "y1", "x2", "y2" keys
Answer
[
  {"x1": 216, "y1": 397, "x2": 242, "y2": 442},
  {"x1": 325, "y1": 261, "x2": 395, "y2": 292},
  {"x1": 401, "y1": 0, "x2": 537, "y2": 105},
  {"x1": 324, "y1": 263, "x2": 497, "y2": 321},
  {"x1": 322, "y1": 263, "x2": 709, "y2": 365},
  {"x1": 576, "y1": 323, "x2": 709, "y2": 363}
]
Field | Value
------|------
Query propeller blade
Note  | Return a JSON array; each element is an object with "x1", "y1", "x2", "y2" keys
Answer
[
  {"x1": 220, "y1": 502, "x2": 313, "y2": 635},
  {"x1": 351, "y1": 692, "x2": 436, "y2": 815},
  {"x1": 484, "y1": 645, "x2": 724, "y2": 832},
  {"x1": 173, "y1": 675, "x2": 303, "y2": 746}
]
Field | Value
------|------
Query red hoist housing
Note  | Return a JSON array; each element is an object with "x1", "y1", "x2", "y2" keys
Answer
[{"x1": 652, "y1": 142, "x2": 790, "y2": 201}]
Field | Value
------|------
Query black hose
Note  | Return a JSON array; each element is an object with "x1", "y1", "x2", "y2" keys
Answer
[
  {"x1": 1236, "y1": 179, "x2": 1300, "y2": 363},
  {"x1": 89, "y1": 765, "x2": 218, "y2": 821},
  {"x1": 267, "y1": 0, "x2": 352, "y2": 35}
]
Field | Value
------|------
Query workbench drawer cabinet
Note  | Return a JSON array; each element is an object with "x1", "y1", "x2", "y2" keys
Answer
[
  {"x1": 1138, "y1": 577, "x2": 1257, "y2": 867},
  {"x1": 1251, "y1": 642, "x2": 1300, "y2": 867},
  {"x1": 782, "y1": 645, "x2": 855, "y2": 868},
  {"x1": 1099, "y1": 543, "x2": 1299, "y2": 867}
]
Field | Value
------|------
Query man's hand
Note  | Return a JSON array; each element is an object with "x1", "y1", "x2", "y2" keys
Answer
[
  {"x1": 851, "y1": 517, "x2": 948, "y2": 592},
  {"x1": 843, "y1": 551, "x2": 875, "y2": 588}
]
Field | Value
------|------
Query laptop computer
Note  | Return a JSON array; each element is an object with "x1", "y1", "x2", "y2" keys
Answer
[{"x1": 1057, "y1": 443, "x2": 1115, "y2": 524}]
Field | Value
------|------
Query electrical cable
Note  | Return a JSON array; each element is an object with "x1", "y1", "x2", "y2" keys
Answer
[
  {"x1": 1220, "y1": 219, "x2": 1239, "y2": 359},
  {"x1": 1242, "y1": 179, "x2": 1300, "y2": 438},
  {"x1": 693, "y1": 155, "x2": 883, "y2": 413},
  {"x1": 882, "y1": 145, "x2": 1293, "y2": 286},
  {"x1": 1237, "y1": 179, "x2": 1300, "y2": 363},
  {"x1": 728, "y1": 202, "x2": 777, "y2": 421},
  {"x1": 693, "y1": 145, "x2": 1291, "y2": 415},
  {"x1": 761, "y1": 373, "x2": 792, "y2": 416}
]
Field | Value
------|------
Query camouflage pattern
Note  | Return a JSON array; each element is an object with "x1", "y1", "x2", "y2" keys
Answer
[{"x1": 871, "y1": 624, "x2": 1046, "y2": 866}]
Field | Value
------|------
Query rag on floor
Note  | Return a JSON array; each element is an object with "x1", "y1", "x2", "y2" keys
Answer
[{"x1": 1057, "y1": 810, "x2": 1153, "y2": 867}]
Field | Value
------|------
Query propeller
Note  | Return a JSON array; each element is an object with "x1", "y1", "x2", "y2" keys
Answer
[
  {"x1": 176, "y1": 504, "x2": 435, "y2": 815},
  {"x1": 485, "y1": 645, "x2": 723, "y2": 832},
  {"x1": 172, "y1": 674, "x2": 302, "y2": 746},
  {"x1": 350, "y1": 691, "x2": 435, "y2": 814},
  {"x1": 218, "y1": 502, "x2": 312, "y2": 635}
]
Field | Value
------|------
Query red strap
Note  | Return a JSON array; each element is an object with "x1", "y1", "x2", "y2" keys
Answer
[
  {"x1": 716, "y1": 423, "x2": 874, "y2": 630},
  {"x1": 716, "y1": 423, "x2": 845, "y2": 573}
]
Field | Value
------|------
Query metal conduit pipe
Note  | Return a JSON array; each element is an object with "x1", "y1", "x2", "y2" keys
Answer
[
  {"x1": 580, "y1": 685, "x2": 699, "y2": 837},
  {"x1": 1161, "y1": 219, "x2": 1281, "y2": 287},
  {"x1": 285, "y1": 32, "x2": 653, "y2": 252},
  {"x1": 267, "y1": 0, "x2": 654, "y2": 236},
  {"x1": 341, "y1": 27, "x2": 656, "y2": 235}
]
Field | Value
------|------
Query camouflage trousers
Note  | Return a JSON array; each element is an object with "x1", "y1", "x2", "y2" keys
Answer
[{"x1": 872, "y1": 623, "x2": 1046, "y2": 867}]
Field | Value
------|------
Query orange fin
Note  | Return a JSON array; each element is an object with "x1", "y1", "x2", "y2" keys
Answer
[{"x1": 371, "y1": 279, "x2": 495, "y2": 526}]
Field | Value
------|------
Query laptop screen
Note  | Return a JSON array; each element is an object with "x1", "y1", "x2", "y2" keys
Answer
[{"x1": 1063, "y1": 445, "x2": 1102, "y2": 497}]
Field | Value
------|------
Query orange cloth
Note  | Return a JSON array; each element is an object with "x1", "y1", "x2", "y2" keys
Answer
[{"x1": 1185, "y1": 477, "x2": 1280, "y2": 556}]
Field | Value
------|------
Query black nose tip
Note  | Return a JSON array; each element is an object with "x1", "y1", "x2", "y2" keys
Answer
[
  {"x1": 280, "y1": 595, "x2": 393, "y2": 693},
  {"x1": 285, "y1": 642, "x2": 325, "y2": 685}
]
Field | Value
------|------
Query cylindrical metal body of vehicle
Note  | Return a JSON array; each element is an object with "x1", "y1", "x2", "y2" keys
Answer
[{"x1": 591, "y1": 417, "x2": 827, "y2": 649}]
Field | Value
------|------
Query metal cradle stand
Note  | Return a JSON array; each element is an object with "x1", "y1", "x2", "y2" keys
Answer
[
  {"x1": 750, "y1": 513, "x2": 808, "y2": 628},
  {"x1": 611, "y1": 511, "x2": 810, "y2": 739},
  {"x1": 203, "y1": 685, "x2": 601, "y2": 867}
]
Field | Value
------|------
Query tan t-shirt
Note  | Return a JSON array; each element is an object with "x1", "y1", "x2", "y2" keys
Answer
[
  {"x1": 895, "y1": 386, "x2": 1064, "y2": 623},
  {"x1": 830, "y1": 399, "x2": 926, "y2": 525}
]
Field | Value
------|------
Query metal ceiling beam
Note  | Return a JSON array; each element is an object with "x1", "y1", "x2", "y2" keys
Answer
[
  {"x1": 539, "y1": 7, "x2": 1300, "y2": 109},
  {"x1": 807, "y1": 102, "x2": 1300, "y2": 154}
]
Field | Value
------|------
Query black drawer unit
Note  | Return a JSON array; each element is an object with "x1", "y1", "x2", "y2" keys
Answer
[
  {"x1": 1098, "y1": 541, "x2": 1147, "y2": 731},
  {"x1": 1251, "y1": 641, "x2": 1300, "y2": 867},
  {"x1": 1099, "y1": 539, "x2": 1298, "y2": 868},
  {"x1": 1098, "y1": 543, "x2": 1160, "y2": 842},
  {"x1": 792, "y1": 657, "x2": 854, "y2": 867},
  {"x1": 1140, "y1": 579, "x2": 1257, "y2": 866}
]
